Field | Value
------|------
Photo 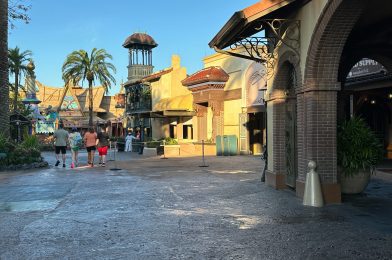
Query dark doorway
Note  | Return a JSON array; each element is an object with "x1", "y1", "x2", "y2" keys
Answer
[{"x1": 248, "y1": 112, "x2": 264, "y2": 155}]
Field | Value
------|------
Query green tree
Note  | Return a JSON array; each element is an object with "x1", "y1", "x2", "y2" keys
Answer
[
  {"x1": 8, "y1": 46, "x2": 32, "y2": 112},
  {"x1": 62, "y1": 48, "x2": 116, "y2": 127},
  {"x1": 0, "y1": 0, "x2": 9, "y2": 137},
  {"x1": 8, "y1": 1, "x2": 31, "y2": 29}
]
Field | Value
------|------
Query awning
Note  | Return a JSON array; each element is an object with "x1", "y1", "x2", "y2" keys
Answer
[
  {"x1": 209, "y1": 0, "x2": 301, "y2": 49},
  {"x1": 153, "y1": 94, "x2": 194, "y2": 113}
]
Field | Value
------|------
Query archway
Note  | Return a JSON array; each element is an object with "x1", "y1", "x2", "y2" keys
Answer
[
  {"x1": 266, "y1": 53, "x2": 301, "y2": 190},
  {"x1": 302, "y1": 0, "x2": 392, "y2": 202},
  {"x1": 341, "y1": 58, "x2": 392, "y2": 158}
]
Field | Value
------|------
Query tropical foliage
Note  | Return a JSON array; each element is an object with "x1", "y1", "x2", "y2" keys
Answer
[
  {"x1": 8, "y1": 46, "x2": 32, "y2": 112},
  {"x1": 62, "y1": 48, "x2": 116, "y2": 126},
  {"x1": 0, "y1": 132, "x2": 42, "y2": 167},
  {"x1": 337, "y1": 116, "x2": 383, "y2": 177},
  {"x1": 163, "y1": 137, "x2": 178, "y2": 145}
]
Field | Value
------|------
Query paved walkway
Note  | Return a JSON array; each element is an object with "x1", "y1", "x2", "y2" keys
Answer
[{"x1": 0, "y1": 153, "x2": 391, "y2": 259}]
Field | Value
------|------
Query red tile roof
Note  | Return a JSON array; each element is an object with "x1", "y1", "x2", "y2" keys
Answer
[
  {"x1": 182, "y1": 66, "x2": 229, "y2": 87},
  {"x1": 243, "y1": 0, "x2": 289, "y2": 21},
  {"x1": 142, "y1": 68, "x2": 173, "y2": 82}
]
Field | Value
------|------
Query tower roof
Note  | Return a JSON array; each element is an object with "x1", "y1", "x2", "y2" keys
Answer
[{"x1": 123, "y1": 33, "x2": 158, "y2": 49}]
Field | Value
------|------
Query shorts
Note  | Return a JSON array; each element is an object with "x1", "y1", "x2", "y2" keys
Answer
[
  {"x1": 86, "y1": 146, "x2": 96, "y2": 152},
  {"x1": 98, "y1": 146, "x2": 108, "y2": 156},
  {"x1": 71, "y1": 147, "x2": 80, "y2": 152},
  {"x1": 55, "y1": 146, "x2": 66, "y2": 154}
]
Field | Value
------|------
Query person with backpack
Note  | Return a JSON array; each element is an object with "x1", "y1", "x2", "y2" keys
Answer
[{"x1": 68, "y1": 127, "x2": 82, "y2": 168}]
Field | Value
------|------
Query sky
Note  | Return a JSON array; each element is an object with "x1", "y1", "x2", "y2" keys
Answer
[{"x1": 9, "y1": 0, "x2": 257, "y2": 95}]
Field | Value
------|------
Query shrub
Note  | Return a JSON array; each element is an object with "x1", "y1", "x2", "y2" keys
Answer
[
  {"x1": 0, "y1": 133, "x2": 16, "y2": 154},
  {"x1": 146, "y1": 140, "x2": 161, "y2": 148},
  {"x1": 164, "y1": 137, "x2": 178, "y2": 145},
  {"x1": 0, "y1": 134, "x2": 43, "y2": 167},
  {"x1": 21, "y1": 135, "x2": 41, "y2": 150}
]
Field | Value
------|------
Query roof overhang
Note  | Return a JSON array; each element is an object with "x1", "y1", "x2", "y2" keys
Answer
[
  {"x1": 163, "y1": 110, "x2": 196, "y2": 117},
  {"x1": 209, "y1": 0, "x2": 301, "y2": 49}
]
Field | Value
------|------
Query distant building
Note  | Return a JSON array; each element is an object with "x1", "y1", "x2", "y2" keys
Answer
[
  {"x1": 28, "y1": 81, "x2": 125, "y2": 135},
  {"x1": 123, "y1": 33, "x2": 193, "y2": 141}
]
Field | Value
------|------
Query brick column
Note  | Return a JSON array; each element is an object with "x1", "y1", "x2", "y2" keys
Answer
[
  {"x1": 265, "y1": 97, "x2": 286, "y2": 189},
  {"x1": 296, "y1": 84, "x2": 341, "y2": 203}
]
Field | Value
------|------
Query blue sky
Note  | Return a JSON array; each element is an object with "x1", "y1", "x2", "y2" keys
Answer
[{"x1": 9, "y1": 0, "x2": 257, "y2": 95}]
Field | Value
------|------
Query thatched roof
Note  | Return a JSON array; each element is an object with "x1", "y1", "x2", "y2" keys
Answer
[{"x1": 35, "y1": 81, "x2": 106, "y2": 112}]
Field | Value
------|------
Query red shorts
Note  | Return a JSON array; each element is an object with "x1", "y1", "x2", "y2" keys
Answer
[{"x1": 98, "y1": 146, "x2": 108, "y2": 156}]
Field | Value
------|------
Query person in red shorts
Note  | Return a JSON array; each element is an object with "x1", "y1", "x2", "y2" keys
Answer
[{"x1": 97, "y1": 127, "x2": 110, "y2": 167}]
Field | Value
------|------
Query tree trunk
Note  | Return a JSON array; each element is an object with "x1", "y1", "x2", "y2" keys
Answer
[
  {"x1": 13, "y1": 70, "x2": 19, "y2": 112},
  {"x1": 0, "y1": 0, "x2": 10, "y2": 137},
  {"x1": 88, "y1": 80, "x2": 93, "y2": 127}
]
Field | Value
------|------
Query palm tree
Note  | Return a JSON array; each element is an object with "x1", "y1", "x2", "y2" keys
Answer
[
  {"x1": 8, "y1": 46, "x2": 32, "y2": 112},
  {"x1": 62, "y1": 48, "x2": 116, "y2": 127},
  {"x1": 0, "y1": 0, "x2": 9, "y2": 136}
]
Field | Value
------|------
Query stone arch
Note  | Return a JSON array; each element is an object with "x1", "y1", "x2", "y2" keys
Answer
[
  {"x1": 271, "y1": 51, "x2": 301, "y2": 96},
  {"x1": 243, "y1": 61, "x2": 267, "y2": 108},
  {"x1": 304, "y1": 0, "x2": 366, "y2": 88}
]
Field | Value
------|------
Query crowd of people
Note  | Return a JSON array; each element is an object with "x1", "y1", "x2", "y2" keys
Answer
[{"x1": 53, "y1": 122, "x2": 140, "y2": 169}]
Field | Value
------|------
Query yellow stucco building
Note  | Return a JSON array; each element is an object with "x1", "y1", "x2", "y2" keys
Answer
[{"x1": 183, "y1": 46, "x2": 267, "y2": 155}]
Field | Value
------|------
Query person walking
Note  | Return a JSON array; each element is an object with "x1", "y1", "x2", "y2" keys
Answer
[
  {"x1": 125, "y1": 131, "x2": 137, "y2": 152},
  {"x1": 68, "y1": 127, "x2": 82, "y2": 168},
  {"x1": 84, "y1": 127, "x2": 97, "y2": 167},
  {"x1": 97, "y1": 127, "x2": 110, "y2": 167},
  {"x1": 53, "y1": 122, "x2": 69, "y2": 168}
]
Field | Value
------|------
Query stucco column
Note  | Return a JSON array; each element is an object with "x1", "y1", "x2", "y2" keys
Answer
[
  {"x1": 177, "y1": 119, "x2": 183, "y2": 140},
  {"x1": 296, "y1": 83, "x2": 341, "y2": 203}
]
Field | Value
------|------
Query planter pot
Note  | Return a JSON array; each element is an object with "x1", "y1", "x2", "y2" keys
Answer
[
  {"x1": 142, "y1": 147, "x2": 157, "y2": 157},
  {"x1": 340, "y1": 170, "x2": 370, "y2": 194},
  {"x1": 164, "y1": 145, "x2": 180, "y2": 157}
]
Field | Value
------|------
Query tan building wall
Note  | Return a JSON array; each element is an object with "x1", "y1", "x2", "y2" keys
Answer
[
  {"x1": 201, "y1": 47, "x2": 266, "y2": 154},
  {"x1": 151, "y1": 55, "x2": 190, "y2": 109},
  {"x1": 149, "y1": 55, "x2": 193, "y2": 141},
  {"x1": 223, "y1": 99, "x2": 242, "y2": 136}
]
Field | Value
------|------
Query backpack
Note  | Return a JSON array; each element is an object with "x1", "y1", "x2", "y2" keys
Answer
[{"x1": 73, "y1": 133, "x2": 83, "y2": 148}]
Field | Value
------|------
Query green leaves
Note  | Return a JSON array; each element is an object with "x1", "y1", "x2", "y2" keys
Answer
[
  {"x1": 8, "y1": 46, "x2": 32, "y2": 76},
  {"x1": 337, "y1": 117, "x2": 383, "y2": 177},
  {"x1": 62, "y1": 48, "x2": 116, "y2": 92}
]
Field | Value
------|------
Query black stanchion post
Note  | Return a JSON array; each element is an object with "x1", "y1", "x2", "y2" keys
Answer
[
  {"x1": 108, "y1": 141, "x2": 114, "y2": 161},
  {"x1": 110, "y1": 141, "x2": 121, "y2": 171},
  {"x1": 161, "y1": 140, "x2": 168, "y2": 159},
  {"x1": 199, "y1": 140, "x2": 209, "y2": 167}
]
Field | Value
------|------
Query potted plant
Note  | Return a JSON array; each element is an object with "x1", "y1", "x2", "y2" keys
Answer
[{"x1": 337, "y1": 116, "x2": 383, "y2": 194}]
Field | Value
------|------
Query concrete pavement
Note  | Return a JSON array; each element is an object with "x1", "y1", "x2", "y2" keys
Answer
[{"x1": 0, "y1": 153, "x2": 391, "y2": 259}]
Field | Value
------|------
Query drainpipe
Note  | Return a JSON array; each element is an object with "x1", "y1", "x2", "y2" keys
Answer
[{"x1": 261, "y1": 102, "x2": 268, "y2": 182}]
